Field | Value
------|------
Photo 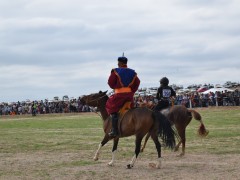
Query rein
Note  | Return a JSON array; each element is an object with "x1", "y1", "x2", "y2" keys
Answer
[
  {"x1": 86, "y1": 94, "x2": 108, "y2": 119},
  {"x1": 87, "y1": 94, "x2": 108, "y2": 104},
  {"x1": 91, "y1": 107, "x2": 103, "y2": 119}
]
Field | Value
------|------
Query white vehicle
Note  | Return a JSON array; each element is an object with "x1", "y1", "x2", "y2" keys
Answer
[
  {"x1": 25, "y1": 99, "x2": 31, "y2": 104},
  {"x1": 138, "y1": 91, "x2": 146, "y2": 97},
  {"x1": 62, "y1": 95, "x2": 69, "y2": 102},
  {"x1": 53, "y1": 96, "x2": 60, "y2": 102},
  {"x1": 70, "y1": 97, "x2": 76, "y2": 101},
  {"x1": 148, "y1": 90, "x2": 157, "y2": 96},
  {"x1": 177, "y1": 88, "x2": 190, "y2": 94},
  {"x1": 135, "y1": 91, "x2": 146, "y2": 97},
  {"x1": 215, "y1": 84, "x2": 223, "y2": 88}
]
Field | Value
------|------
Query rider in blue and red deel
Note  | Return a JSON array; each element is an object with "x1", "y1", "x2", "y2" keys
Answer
[{"x1": 106, "y1": 55, "x2": 140, "y2": 137}]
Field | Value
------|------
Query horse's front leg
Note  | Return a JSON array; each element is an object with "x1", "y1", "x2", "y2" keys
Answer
[
  {"x1": 127, "y1": 135, "x2": 143, "y2": 169},
  {"x1": 94, "y1": 134, "x2": 109, "y2": 161},
  {"x1": 108, "y1": 137, "x2": 119, "y2": 166}
]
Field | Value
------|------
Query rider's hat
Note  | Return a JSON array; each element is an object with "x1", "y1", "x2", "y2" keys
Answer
[{"x1": 118, "y1": 53, "x2": 128, "y2": 64}]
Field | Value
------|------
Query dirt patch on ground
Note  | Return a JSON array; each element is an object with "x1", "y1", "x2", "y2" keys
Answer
[{"x1": 0, "y1": 151, "x2": 239, "y2": 180}]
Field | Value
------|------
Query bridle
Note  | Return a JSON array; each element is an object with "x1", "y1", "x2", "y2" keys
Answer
[
  {"x1": 86, "y1": 94, "x2": 108, "y2": 105},
  {"x1": 84, "y1": 94, "x2": 108, "y2": 119}
]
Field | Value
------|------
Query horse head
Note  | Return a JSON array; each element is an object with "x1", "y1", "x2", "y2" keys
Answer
[{"x1": 80, "y1": 90, "x2": 108, "y2": 107}]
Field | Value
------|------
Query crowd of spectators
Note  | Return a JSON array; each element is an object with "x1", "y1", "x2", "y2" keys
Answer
[
  {"x1": 134, "y1": 89, "x2": 240, "y2": 108},
  {"x1": 175, "y1": 90, "x2": 240, "y2": 108},
  {"x1": 0, "y1": 98, "x2": 91, "y2": 116},
  {"x1": 1, "y1": 89, "x2": 239, "y2": 116}
]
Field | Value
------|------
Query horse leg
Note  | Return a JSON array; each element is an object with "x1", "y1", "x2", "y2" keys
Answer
[
  {"x1": 150, "y1": 133, "x2": 162, "y2": 169},
  {"x1": 127, "y1": 135, "x2": 143, "y2": 169},
  {"x1": 174, "y1": 127, "x2": 182, "y2": 152},
  {"x1": 176, "y1": 128, "x2": 186, "y2": 156},
  {"x1": 174, "y1": 139, "x2": 182, "y2": 152},
  {"x1": 108, "y1": 138, "x2": 119, "y2": 166},
  {"x1": 94, "y1": 134, "x2": 110, "y2": 161},
  {"x1": 141, "y1": 133, "x2": 150, "y2": 152},
  {"x1": 180, "y1": 136, "x2": 186, "y2": 156}
]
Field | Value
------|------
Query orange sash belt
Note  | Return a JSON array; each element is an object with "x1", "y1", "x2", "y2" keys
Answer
[{"x1": 115, "y1": 87, "x2": 132, "y2": 93}]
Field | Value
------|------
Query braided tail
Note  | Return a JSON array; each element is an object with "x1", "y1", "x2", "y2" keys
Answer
[{"x1": 188, "y1": 109, "x2": 209, "y2": 137}]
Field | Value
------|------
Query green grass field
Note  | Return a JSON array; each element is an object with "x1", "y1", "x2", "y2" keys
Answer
[
  {"x1": 1, "y1": 108, "x2": 239, "y2": 154},
  {"x1": 0, "y1": 107, "x2": 239, "y2": 179}
]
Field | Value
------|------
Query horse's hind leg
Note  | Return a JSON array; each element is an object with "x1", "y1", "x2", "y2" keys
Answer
[
  {"x1": 127, "y1": 135, "x2": 144, "y2": 169},
  {"x1": 141, "y1": 133, "x2": 150, "y2": 152},
  {"x1": 180, "y1": 135, "x2": 186, "y2": 156},
  {"x1": 150, "y1": 133, "x2": 162, "y2": 169},
  {"x1": 176, "y1": 128, "x2": 186, "y2": 156},
  {"x1": 108, "y1": 138, "x2": 119, "y2": 166},
  {"x1": 174, "y1": 139, "x2": 182, "y2": 152},
  {"x1": 94, "y1": 134, "x2": 110, "y2": 161}
]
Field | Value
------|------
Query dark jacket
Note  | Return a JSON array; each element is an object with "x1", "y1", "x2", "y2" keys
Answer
[{"x1": 156, "y1": 85, "x2": 176, "y2": 101}]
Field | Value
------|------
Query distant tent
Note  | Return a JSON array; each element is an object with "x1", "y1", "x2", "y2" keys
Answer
[{"x1": 202, "y1": 87, "x2": 233, "y2": 94}]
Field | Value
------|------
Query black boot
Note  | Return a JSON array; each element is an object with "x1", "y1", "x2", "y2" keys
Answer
[{"x1": 108, "y1": 113, "x2": 118, "y2": 137}]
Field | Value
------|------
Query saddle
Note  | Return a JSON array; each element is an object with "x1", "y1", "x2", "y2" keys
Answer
[{"x1": 118, "y1": 101, "x2": 132, "y2": 117}]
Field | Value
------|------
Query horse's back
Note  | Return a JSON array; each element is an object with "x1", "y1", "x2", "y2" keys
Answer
[{"x1": 120, "y1": 107, "x2": 154, "y2": 137}]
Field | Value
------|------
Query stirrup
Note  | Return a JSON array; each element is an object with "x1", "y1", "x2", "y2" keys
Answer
[{"x1": 108, "y1": 131, "x2": 117, "y2": 137}]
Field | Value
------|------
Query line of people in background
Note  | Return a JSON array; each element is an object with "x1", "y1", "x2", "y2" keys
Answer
[
  {"x1": 0, "y1": 98, "x2": 91, "y2": 116},
  {"x1": 135, "y1": 89, "x2": 240, "y2": 108},
  {"x1": 178, "y1": 90, "x2": 240, "y2": 108},
  {"x1": 1, "y1": 89, "x2": 239, "y2": 116}
]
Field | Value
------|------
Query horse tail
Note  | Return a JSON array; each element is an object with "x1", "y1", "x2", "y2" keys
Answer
[
  {"x1": 188, "y1": 109, "x2": 209, "y2": 137},
  {"x1": 153, "y1": 111, "x2": 176, "y2": 149}
]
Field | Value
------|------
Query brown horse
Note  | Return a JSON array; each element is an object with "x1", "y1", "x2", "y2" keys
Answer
[
  {"x1": 141, "y1": 105, "x2": 209, "y2": 156},
  {"x1": 80, "y1": 91, "x2": 176, "y2": 169}
]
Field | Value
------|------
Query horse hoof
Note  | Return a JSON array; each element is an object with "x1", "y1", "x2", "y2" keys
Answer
[
  {"x1": 108, "y1": 162, "x2": 114, "y2": 166},
  {"x1": 204, "y1": 130, "x2": 209, "y2": 136},
  {"x1": 177, "y1": 153, "x2": 184, "y2": 157},
  {"x1": 126, "y1": 164, "x2": 132, "y2": 169},
  {"x1": 148, "y1": 163, "x2": 156, "y2": 168}
]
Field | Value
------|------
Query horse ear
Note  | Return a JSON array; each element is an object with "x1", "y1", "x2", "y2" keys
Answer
[{"x1": 99, "y1": 90, "x2": 107, "y2": 94}]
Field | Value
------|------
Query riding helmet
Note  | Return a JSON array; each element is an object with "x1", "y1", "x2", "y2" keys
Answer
[{"x1": 160, "y1": 77, "x2": 169, "y2": 86}]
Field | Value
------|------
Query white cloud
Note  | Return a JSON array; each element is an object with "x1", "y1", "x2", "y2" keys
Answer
[{"x1": 0, "y1": 0, "x2": 240, "y2": 102}]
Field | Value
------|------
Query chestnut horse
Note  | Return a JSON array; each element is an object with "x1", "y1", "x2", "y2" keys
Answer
[
  {"x1": 141, "y1": 105, "x2": 209, "y2": 156},
  {"x1": 80, "y1": 91, "x2": 176, "y2": 169}
]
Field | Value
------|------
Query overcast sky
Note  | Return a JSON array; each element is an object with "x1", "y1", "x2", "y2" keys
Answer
[{"x1": 0, "y1": 0, "x2": 240, "y2": 102}]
